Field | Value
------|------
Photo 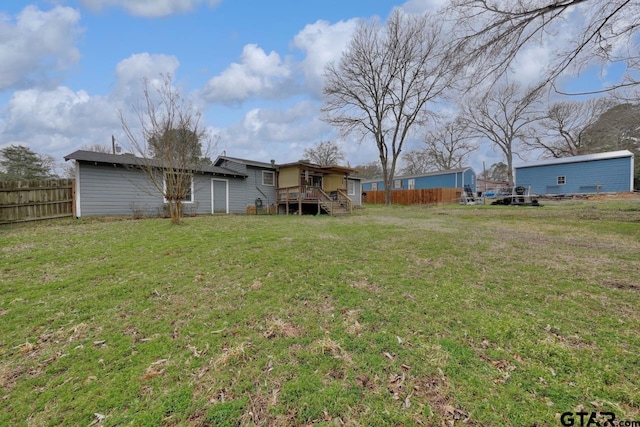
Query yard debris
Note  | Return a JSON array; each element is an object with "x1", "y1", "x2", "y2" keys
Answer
[
  {"x1": 186, "y1": 344, "x2": 208, "y2": 358},
  {"x1": 13, "y1": 341, "x2": 35, "y2": 355},
  {"x1": 89, "y1": 413, "x2": 106, "y2": 426},
  {"x1": 93, "y1": 340, "x2": 106, "y2": 347},
  {"x1": 140, "y1": 359, "x2": 169, "y2": 381},
  {"x1": 383, "y1": 351, "x2": 395, "y2": 360}
]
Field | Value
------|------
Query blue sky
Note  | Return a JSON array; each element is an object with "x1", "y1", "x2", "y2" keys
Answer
[{"x1": 0, "y1": 0, "x2": 623, "y2": 175}]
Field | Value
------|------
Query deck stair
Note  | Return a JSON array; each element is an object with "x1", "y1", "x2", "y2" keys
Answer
[{"x1": 318, "y1": 189, "x2": 351, "y2": 215}]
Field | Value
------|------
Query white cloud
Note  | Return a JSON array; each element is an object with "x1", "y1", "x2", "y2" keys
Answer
[
  {"x1": 112, "y1": 53, "x2": 181, "y2": 101},
  {"x1": 216, "y1": 101, "x2": 333, "y2": 161},
  {"x1": 1, "y1": 86, "x2": 120, "y2": 157},
  {"x1": 0, "y1": 5, "x2": 82, "y2": 91},
  {"x1": 400, "y1": 0, "x2": 448, "y2": 14},
  {"x1": 80, "y1": 0, "x2": 222, "y2": 18},
  {"x1": 200, "y1": 44, "x2": 295, "y2": 104},
  {"x1": 291, "y1": 19, "x2": 359, "y2": 96}
]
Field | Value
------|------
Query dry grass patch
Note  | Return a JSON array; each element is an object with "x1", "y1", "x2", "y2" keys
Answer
[
  {"x1": 214, "y1": 342, "x2": 252, "y2": 367},
  {"x1": 414, "y1": 373, "x2": 476, "y2": 426},
  {"x1": 312, "y1": 337, "x2": 353, "y2": 365},
  {"x1": 263, "y1": 318, "x2": 303, "y2": 339}
]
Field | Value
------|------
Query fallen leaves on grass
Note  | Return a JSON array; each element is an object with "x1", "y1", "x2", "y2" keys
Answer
[
  {"x1": 312, "y1": 337, "x2": 353, "y2": 364},
  {"x1": 413, "y1": 373, "x2": 475, "y2": 425},
  {"x1": 140, "y1": 359, "x2": 169, "y2": 381},
  {"x1": 186, "y1": 344, "x2": 208, "y2": 358}
]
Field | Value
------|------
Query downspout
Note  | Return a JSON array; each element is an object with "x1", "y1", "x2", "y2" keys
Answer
[{"x1": 254, "y1": 169, "x2": 269, "y2": 205}]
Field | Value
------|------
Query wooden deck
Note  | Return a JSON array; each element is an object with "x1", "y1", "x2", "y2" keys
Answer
[{"x1": 276, "y1": 186, "x2": 352, "y2": 215}]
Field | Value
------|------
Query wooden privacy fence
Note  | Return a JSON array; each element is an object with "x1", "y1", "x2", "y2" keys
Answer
[
  {"x1": 0, "y1": 179, "x2": 75, "y2": 224},
  {"x1": 363, "y1": 188, "x2": 461, "y2": 205}
]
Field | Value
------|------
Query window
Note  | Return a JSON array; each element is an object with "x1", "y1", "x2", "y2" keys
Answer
[
  {"x1": 557, "y1": 176, "x2": 566, "y2": 185},
  {"x1": 371, "y1": 182, "x2": 378, "y2": 191},
  {"x1": 394, "y1": 179, "x2": 402, "y2": 189},
  {"x1": 408, "y1": 179, "x2": 415, "y2": 190},
  {"x1": 262, "y1": 170, "x2": 275, "y2": 186},
  {"x1": 163, "y1": 172, "x2": 194, "y2": 203},
  {"x1": 348, "y1": 180, "x2": 356, "y2": 196}
]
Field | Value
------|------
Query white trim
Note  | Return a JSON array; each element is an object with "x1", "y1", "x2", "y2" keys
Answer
[
  {"x1": 74, "y1": 161, "x2": 81, "y2": 217},
  {"x1": 515, "y1": 150, "x2": 634, "y2": 169},
  {"x1": 162, "y1": 172, "x2": 194, "y2": 204},
  {"x1": 262, "y1": 170, "x2": 275, "y2": 186},
  {"x1": 211, "y1": 178, "x2": 229, "y2": 214},
  {"x1": 631, "y1": 155, "x2": 635, "y2": 190},
  {"x1": 347, "y1": 179, "x2": 356, "y2": 196}
]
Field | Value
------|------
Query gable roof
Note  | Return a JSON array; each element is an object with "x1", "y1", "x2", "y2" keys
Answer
[
  {"x1": 64, "y1": 150, "x2": 247, "y2": 177},
  {"x1": 361, "y1": 167, "x2": 474, "y2": 183},
  {"x1": 214, "y1": 155, "x2": 277, "y2": 169},
  {"x1": 515, "y1": 150, "x2": 634, "y2": 169}
]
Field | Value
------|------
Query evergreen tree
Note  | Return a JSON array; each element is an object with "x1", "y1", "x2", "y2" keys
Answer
[{"x1": 0, "y1": 145, "x2": 52, "y2": 181}]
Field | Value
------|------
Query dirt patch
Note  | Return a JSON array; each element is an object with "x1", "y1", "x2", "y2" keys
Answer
[
  {"x1": 350, "y1": 280, "x2": 381, "y2": 293},
  {"x1": 586, "y1": 192, "x2": 640, "y2": 201},
  {"x1": 355, "y1": 373, "x2": 378, "y2": 392},
  {"x1": 263, "y1": 318, "x2": 303, "y2": 339},
  {"x1": 413, "y1": 374, "x2": 476, "y2": 425},
  {"x1": 601, "y1": 279, "x2": 640, "y2": 291},
  {"x1": 0, "y1": 364, "x2": 26, "y2": 392}
]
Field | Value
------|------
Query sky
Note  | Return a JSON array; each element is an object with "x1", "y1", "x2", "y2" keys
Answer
[{"x1": 0, "y1": 0, "x2": 622, "y2": 176}]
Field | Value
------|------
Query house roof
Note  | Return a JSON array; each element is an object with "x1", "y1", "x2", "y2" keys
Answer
[
  {"x1": 64, "y1": 150, "x2": 247, "y2": 177},
  {"x1": 514, "y1": 150, "x2": 634, "y2": 169},
  {"x1": 214, "y1": 155, "x2": 277, "y2": 169},
  {"x1": 277, "y1": 160, "x2": 356, "y2": 175},
  {"x1": 360, "y1": 167, "x2": 474, "y2": 183}
]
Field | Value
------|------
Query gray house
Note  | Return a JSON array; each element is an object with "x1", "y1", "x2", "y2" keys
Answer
[
  {"x1": 514, "y1": 150, "x2": 635, "y2": 195},
  {"x1": 64, "y1": 151, "x2": 360, "y2": 217},
  {"x1": 64, "y1": 150, "x2": 249, "y2": 217},
  {"x1": 213, "y1": 156, "x2": 278, "y2": 209}
]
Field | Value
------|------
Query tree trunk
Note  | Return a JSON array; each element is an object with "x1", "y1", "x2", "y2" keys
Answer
[{"x1": 169, "y1": 200, "x2": 182, "y2": 224}]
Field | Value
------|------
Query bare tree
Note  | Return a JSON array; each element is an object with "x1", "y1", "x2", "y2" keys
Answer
[
  {"x1": 322, "y1": 9, "x2": 455, "y2": 204},
  {"x1": 448, "y1": 0, "x2": 640, "y2": 94},
  {"x1": 461, "y1": 82, "x2": 543, "y2": 185},
  {"x1": 402, "y1": 117, "x2": 476, "y2": 174},
  {"x1": 353, "y1": 161, "x2": 384, "y2": 179},
  {"x1": 426, "y1": 117, "x2": 477, "y2": 170},
  {"x1": 526, "y1": 97, "x2": 615, "y2": 157},
  {"x1": 119, "y1": 75, "x2": 213, "y2": 224},
  {"x1": 80, "y1": 143, "x2": 113, "y2": 153},
  {"x1": 303, "y1": 141, "x2": 345, "y2": 165},
  {"x1": 400, "y1": 149, "x2": 433, "y2": 175}
]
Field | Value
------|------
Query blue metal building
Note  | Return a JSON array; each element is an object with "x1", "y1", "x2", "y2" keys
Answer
[
  {"x1": 361, "y1": 167, "x2": 476, "y2": 192},
  {"x1": 514, "y1": 150, "x2": 634, "y2": 195}
]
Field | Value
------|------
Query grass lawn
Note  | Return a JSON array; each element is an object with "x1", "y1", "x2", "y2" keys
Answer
[{"x1": 1, "y1": 199, "x2": 639, "y2": 426}]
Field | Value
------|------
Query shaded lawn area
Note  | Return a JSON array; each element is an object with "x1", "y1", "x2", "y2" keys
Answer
[{"x1": 1, "y1": 200, "x2": 639, "y2": 426}]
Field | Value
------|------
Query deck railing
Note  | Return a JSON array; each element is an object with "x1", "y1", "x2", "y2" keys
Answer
[
  {"x1": 277, "y1": 186, "x2": 352, "y2": 215},
  {"x1": 277, "y1": 185, "x2": 323, "y2": 202},
  {"x1": 336, "y1": 189, "x2": 352, "y2": 214}
]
